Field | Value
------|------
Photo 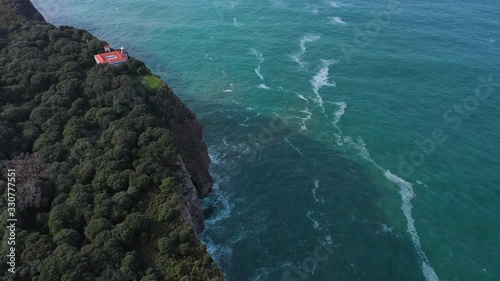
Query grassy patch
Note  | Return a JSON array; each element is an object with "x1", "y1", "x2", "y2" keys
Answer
[{"x1": 140, "y1": 75, "x2": 163, "y2": 92}]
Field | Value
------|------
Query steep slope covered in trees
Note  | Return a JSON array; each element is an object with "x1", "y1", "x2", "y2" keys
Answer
[{"x1": 0, "y1": 0, "x2": 224, "y2": 280}]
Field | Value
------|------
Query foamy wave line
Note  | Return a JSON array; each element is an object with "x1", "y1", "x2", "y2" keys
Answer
[
  {"x1": 312, "y1": 179, "x2": 324, "y2": 203},
  {"x1": 383, "y1": 170, "x2": 440, "y2": 281},
  {"x1": 298, "y1": 107, "x2": 312, "y2": 131},
  {"x1": 329, "y1": 109, "x2": 440, "y2": 281},
  {"x1": 250, "y1": 48, "x2": 264, "y2": 64},
  {"x1": 310, "y1": 59, "x2": 336, "y2": 113},
  {"x1": 306, "y1": 210, "x2": 322, "y2": 230},
  {"x1": 278, "y1": 87, "x2": 310, "y2": 103},
  {"x1": 331, "y1": 101, "x2": 346, "y2": 126},
  {"x1": 255, "y1": 65, "x2": 264, "y2": 80},
  {"x1": 290, "y1": 34, "x2": 321, "y2": 68},
  {"x1": 251, "y1": 49, "x2": 266, "y2": 81},
  {"x1": 284, "y1": 136, "x2": 304, "y2": 155},
  {"x1": 300, "y1": 34, "x2": 321, "y2": 52}
]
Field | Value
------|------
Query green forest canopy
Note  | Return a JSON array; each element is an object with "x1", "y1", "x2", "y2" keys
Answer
[{"x1": 0, "y1": 1, "x2": 224, "y2": 280}]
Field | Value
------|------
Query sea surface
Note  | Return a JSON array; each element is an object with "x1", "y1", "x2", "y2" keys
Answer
[{"x1": 31, "y1": 0, "x2": 500, "y2": 280}]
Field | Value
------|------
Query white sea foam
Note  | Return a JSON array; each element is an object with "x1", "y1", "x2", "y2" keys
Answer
[
  {"x1": 376, "y1": 222, "x2": 402, "y2": 238},
  {"x1": 300, "y1": 34, "x2": 321, "y2": 52},
  {"x1": 326, "y1": 100, "x2": 347, "y2": 145},
  {"x1": 251, "y1": 49, "x2": 266, "y2": 80},
  {"x1": 384, "y1": 170, "x2": 440, "y2": 281},
  {"x1": 324, "y1": 234, "x2": 333, "y2": 245},
  {"x1": 325, "y1": 99, "x2": 439, "y2": 281},
  {"x1": 298, "y1": 107, "x2": 312, "y2": 131},
  {"x1": 381, "y1": 223, "x2": 394, "y2": 233},
  {"x1": 416, "y1": 180, "x2": 429, "y2": 189},
  {"x1": 329, "y1": 1, "x2": 342, "y2": 8},
  {"x1": 278, "y1": 87, "x2": 310, "y2": 103},
  {"x1": 250, "y1": 48, "x2": 265, "y2": 64},
  {"x1": 238, "y1": 116, "x2": 251, "y2": 127},
  {"x1": 233, "y1": 17, "x2": 242, "y2": 28},
  {"x1": 327, "y1": 104, "x2": 380, "y2": 168},
  {"x1": 223, "y1": 83, "x2": 234, "y2": 93},
  {"x1": 332, "y1": 101, "x2": 347, "y2": 127},
  {"x1": 290, "y1": 34, "x2": 321, "y2": 68},
  {"x1": 310, "y1": 59, "x2": 336, "y2": 112},
  {"x1": 296, "y1": 93, "x2": 309, "y2": 103},
  {"x1": 306, "y1": 5, "x2": 320, "y2": 15},
  {"x1": 206, "y1": 138, "x2": 254, "y2": 226},
  {"x1": 312, "y1": 179, "x2": 324, "y2": 203},
  {"x1": 208, "y1": 145, "x2": 223, "y2": 165},
  {"x1": 203, "y1": 174, "x2": 234, "y2": 225},
  {"x1": 290, "y1": 53, "x2": 307, "y2": 68},
  {"x1": 306, "y1": 211, "x2": 322, "y2": 230},
  {"x1": 254, "y1": 65, "x2": 264, "y2": 80},
  {"x1": 258, "y1": 84, "x2": 270, "y2": 89},
  {"x1": 284, "y1": 136, "x2": 304, "y2": 155},
  {"x1": 329, "y1": 16, "x2": 346, "y2": 25}
]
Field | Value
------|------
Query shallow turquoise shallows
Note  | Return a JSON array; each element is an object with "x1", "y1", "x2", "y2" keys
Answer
[{"x1": 32, "y1": 0, "x2": 500, "y2": 280}]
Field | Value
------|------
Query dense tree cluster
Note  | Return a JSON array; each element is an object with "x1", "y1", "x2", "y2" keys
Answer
[{"x1": 0, "y1": 1, "x2": 224, "y2": 280}]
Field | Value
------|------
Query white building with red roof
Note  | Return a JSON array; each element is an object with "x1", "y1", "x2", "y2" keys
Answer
[{"x1": 94, "y1": 46, "x2": 128, "y2": 65}]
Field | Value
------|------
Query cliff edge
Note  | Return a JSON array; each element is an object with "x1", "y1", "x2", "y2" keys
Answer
[{"x1": 0, "y1": 0, "x2": 223, "y2": 280}]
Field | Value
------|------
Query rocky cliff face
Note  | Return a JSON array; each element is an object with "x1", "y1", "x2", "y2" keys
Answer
[
  {"x1": 1, "y1": 0, "x2": 224, "y2": 279},
  {"x1": 174, "y1": 155, "x2": 205, "y2": 233},
  {"x1": 150, "y1": 84, "x2": 213, "y2": 233}
]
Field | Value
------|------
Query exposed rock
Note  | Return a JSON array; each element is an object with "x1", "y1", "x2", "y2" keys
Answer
[
  {"x1": 150, "y1": 84, "x2": 214, "y2": 233},
  {"x1": 174, "y1": 155, "x2": 205, "y2": 233}
]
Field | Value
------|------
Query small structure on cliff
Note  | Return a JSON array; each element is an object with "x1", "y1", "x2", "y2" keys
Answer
[{"x1": 94, "y1": 45, "x2": 128, "y2": 65}]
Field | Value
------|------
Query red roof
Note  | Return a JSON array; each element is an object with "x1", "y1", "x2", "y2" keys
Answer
[{"x1": 94, "y1": 51, "x2": 128, "y2": 64}]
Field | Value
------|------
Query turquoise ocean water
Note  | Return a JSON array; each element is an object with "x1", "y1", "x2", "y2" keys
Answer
[{"x1": 32, "y1": 0, "x2": 499, "y2": 280}]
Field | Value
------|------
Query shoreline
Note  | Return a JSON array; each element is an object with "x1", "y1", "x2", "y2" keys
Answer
[{"x1": 1, "y1": 0, "x2": 226, "y2": 279}]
